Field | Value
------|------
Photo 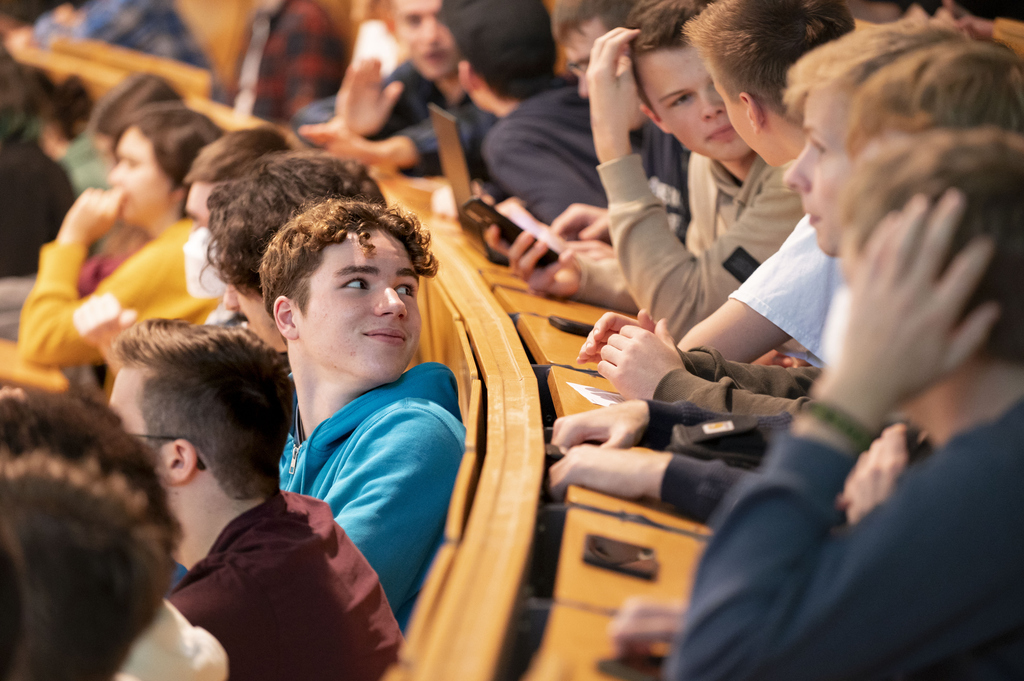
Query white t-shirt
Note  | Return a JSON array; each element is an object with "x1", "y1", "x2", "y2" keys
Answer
[
  {"x1": 120, "y1": 600, "x2": 228, "y2": 681},
  {"x1": 728, "y1": 215, "x2": 844, "y2": 367}
]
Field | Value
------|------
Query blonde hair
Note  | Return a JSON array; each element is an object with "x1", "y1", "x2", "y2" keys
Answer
[
  {"x1": 847, "y1": 39, "x2": 1024, "y2": 156},
  {"x1": 784, "y1": 19, "x2": 962, "y2": 124}
]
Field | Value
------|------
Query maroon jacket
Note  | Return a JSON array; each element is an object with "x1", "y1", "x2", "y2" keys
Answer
[{"x1": 170, "y1": 491, "x2": 402, "y2": 681}]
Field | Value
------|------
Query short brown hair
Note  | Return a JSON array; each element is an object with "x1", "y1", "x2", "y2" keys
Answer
[
  {"x1": 552, "y1": 0, "x2": 634, "y2": 42},
  {"x1": 0, "y1": 452, "x2": 171, "y2": 681},
  {"x1": 207, "y1": 151, "x2": 385, "y2": 294},
  {"x1": 684, "y1": 0, "x2": 854, "y2": 116},
  {"x1": 847, "y1": 40, "x2": 1024, "y2": 156},
  {"x1": 183, "y1": 126, "x2": 291, "y2": 185},
  {"x1": 0, "y1": 388, "x2": 180, "y2": 561},
  {"x1": 117, "y1": 102, "x2": 223, "y2": 188},
  {"x1": 626, "y1": 0, "x2": 710, "y2": 108},
  {"x1": 784, "y1": 19, "x2": 962, "y2": 124},
  {"x1": 840, "y1": 128, "x2": 1024, "y2": 362},
  {"x1": 260, "y1": 198, "x2": 438, "y2": 316},
  {"x1": 87, "y1": 72, "x2": 181, "y2": 139},
  {"x1": 110, "y1": 320, "x2": 293, "y2": 500}
]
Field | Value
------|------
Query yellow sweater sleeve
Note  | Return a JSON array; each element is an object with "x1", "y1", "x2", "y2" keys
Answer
[{"x1": 19, "y1": 220, "x2": 219, "y2": 367}]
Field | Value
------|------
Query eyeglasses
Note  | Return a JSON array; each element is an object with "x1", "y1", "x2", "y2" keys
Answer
[
  {"x1": 130, "y1": 433, "x2": 207, "y2": 471},
  {"x1": 566, "y1": 60, "x2": 589, "y2": 78}
]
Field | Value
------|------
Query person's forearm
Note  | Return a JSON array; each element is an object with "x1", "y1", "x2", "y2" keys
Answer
[
  {"x1": 678, "y1": 299, "x2": 792, "y2": 361},
  {"x1": 347, "y1": 135, "x2": 420, "y2": 170}
]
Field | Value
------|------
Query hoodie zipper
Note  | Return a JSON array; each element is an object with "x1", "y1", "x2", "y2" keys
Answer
[{"x1": 289, "y1": 441, "x2": 300, "y2": 475}]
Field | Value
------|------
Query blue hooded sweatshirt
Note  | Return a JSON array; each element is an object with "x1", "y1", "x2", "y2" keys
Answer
[{"x1": 280, "y1": 362, "x2": 465, "y2": 630}]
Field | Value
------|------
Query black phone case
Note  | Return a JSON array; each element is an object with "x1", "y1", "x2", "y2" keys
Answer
[
  {"x1": 461, "y1": 198, "x2": 560, "y2": 267},
  {"x1": 548, "y1": 315, "x2": 594, "y2": 337}
]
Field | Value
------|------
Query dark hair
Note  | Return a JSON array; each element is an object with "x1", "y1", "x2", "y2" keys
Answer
[
  {"x1": 40, "y1": 73, "x2": 93, "y2": 141},
  {"x1": 684, "y1": 0, "x2": 854, "y2": 116},
  {"x1": 0, "y1": 452, "x2": 170, "y2": 681},
  {"x1": 260, "y1": 198, "x2": 438, "y2": 316},
  {"x1": 841, "y1": 128, "x2": 1024, "y2": 363},
  {"x1": 117, "y1": 102, "x2": 222, "y2": 188},
  {"x1": 110, "y1": 320, "x2": 294, "y2": 500},
  {"x1": 0, "y1": 388, "x2": 180, "y2": 560},
  {"x1": 551, "y1": 0, "x2": 634, "y2": 41},
  {"x1": 0, "y1": 523, "x2": 20, "y2": 681},
  {"x1": 442, "y1": 0, "x2": 557, "y2": 100},
  {"x1": 626, "y1": 0, "x2": 710, "y2": 108},
  {"x1": 87, "y1": 72, "x2": 182, "y2": 139},
  {"x1": 208, "y1": 150, "x2": 384, "y2": 294},
  {"x1": 0, "y1": 44, "x2": 45, "y2": 142},
  {"x1": 183, "y1": 126, "x2": 291, "y2": 185}
]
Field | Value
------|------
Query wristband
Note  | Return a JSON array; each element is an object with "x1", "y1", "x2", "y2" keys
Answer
[{"x1": 805, "y1": 401, "x2": 876, "y2": 453}]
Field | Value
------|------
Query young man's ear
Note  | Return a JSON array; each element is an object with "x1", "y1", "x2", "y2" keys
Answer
[
  {"x1": 458, "y1": 60, "x2": 481, "y2": 95},
  {"x1": 159, "y1": 439, "x2": 204, "y2": 487},
  {"x1": 273, "y1": 296, "x2": 300, "y2": 341},
  {"x1": 640, "y1": 102, "x2": 666, "y2": 131},
  {"x1": 738, "y1": 92, "x2": 769, "y2": 134}
]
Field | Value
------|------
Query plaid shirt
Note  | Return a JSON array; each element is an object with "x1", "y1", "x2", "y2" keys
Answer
[
  {"x1": 229, "y1": 0, "x2": 346, "y2": 123},
  {"x1": 33, "y1": 0, "x2": 209, "y2": 68}
]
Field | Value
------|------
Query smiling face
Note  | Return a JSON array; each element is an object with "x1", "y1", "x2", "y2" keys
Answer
[
  {"x1": 284, "y1": 231, "x2": 421, "y2": 395},
  {"x1": 783, "y1": 85, "x2": 852, "y2": 256},
  {"x1": 393, "y1": 0, "x2": 460, "y2": 82},
  {"x1": 108, "y1": 126, "x2": 184, "y2": 235},
  {"x1": 636, "y1": 46, "x2": 754, "y2": 171}
]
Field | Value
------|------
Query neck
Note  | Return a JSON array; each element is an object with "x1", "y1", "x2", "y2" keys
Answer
[
  {"x1": 174, "y1": 482, "x2": 265, "y2": 568},
  {"x1": 435, "y1": 73, "x2": 464, "y2": 107},
  {"x1": 720, "y1": 150, "x2": 757, "y2": 183},
  {"x1": 147, "y1": 203, "x2": 184, "y2": 239},
  {"x1": 289, "y1": 351, "x2": 366, "y2": 437},
  {"x1": 905, "y1": 357, "x2": 1024, "y2": 446},
  {"x1": 772, "y1": 119, "x2": 806, "y2": 167}
]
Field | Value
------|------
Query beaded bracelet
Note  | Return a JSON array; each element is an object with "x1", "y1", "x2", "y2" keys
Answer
[{"x1": 806, "y1": 401, "x2": 876, "y2": 453}]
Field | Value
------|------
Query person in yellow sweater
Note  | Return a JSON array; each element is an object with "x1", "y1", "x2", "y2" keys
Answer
[{"x1": 19, "y1": 102, "x2": 222, "y2": 368}]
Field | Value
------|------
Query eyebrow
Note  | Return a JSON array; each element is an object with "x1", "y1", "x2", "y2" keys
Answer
[
  {"x1": 335, "y1": 265, "x2": 379, "y2": 277},
  {"x1": 397, "y1": 267, "x2": 418, "y2": 280}
]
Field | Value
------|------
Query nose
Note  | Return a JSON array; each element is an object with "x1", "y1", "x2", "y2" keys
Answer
[
  {"x1": 222, "y1": 285, "x2": 239, "y2": 312},
  {"x1": 784, "y1": 145, "x2": 813, "y2": 195},
  {"x1": 702, "y1": 84, "x2": 726, "y2": 121},
  {"x1": 377, "y1": 287, "x2": 407, "y2": 317},
  {"x1": 423, "y1": 15, "x2": 441, "y2": 42},
  {"x1": 107, "y1": 161, "x2": 125, "y2": 187}
]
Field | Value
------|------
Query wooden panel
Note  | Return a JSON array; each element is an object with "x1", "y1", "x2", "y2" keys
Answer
[
  {"x1": 50, "y1": 38, "x2": 212, "y2": 98},
  {"x1": 547, "y1": 365, "x2": 615, "y2": 417},
  {"x1": 566, "y1": 486, "x2": 711, "y2": 537},
  {"x1": 516, "y1": 313, "x2": 595, "y2": 369},
  {"x1": 176, "y1": 0, "x2": 254, "y2": 86},
  {"x1": 532, "y1": 506, "x2": 705, "y2": 681},
  {"x1": 492, "y1": 286, "x2": 607, "y2": 325},
  {"x1": 7, "y1": 42, "x2": 126, "y2": 100},
  {"x1": 0, "y1": 339, "x2": 68, "y2": 392}
]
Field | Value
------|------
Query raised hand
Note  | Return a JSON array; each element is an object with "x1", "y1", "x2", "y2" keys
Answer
[
  {"x1": 335, "y1": 59, "x2": 405, "y2": 138},
  {"x1": 56, "y1": 188, "x2": 125, "y2": 247},
  {"x1": 586, "y1": 27, "x2": 642, "y2": 163},
  {"x1": 816, "y1": 189, "x2": 999, "y2": 431}
]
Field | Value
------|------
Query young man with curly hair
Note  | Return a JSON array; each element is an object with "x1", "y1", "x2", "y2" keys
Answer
[{"x1": 260, "y1": 197, "x2": 466, "y2": 630}]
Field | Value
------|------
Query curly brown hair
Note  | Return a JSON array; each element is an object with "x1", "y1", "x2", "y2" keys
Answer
[
  {"x1": 260, "y1": 198, "x2": 438, "y2": 316},
  {"x1": 208, "y1": 151, "x2": 385, "y2": 294}
]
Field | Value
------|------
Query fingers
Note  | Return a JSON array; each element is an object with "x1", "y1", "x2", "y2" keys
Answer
[
  {"x1": 382, "y1": 80, "x2": 405, "y2": 108},
  {"x1": 637, "y1": 309, "x2": 655, "y2": 332},
  {"x1": 550, "y1": 203, "x2": 592, "y2": 238},
  {"x1": 551, "y1": 413, "x2": 609, "y2": 448},
  {"x1": 654, "y1": 318, "x2": 675, "y2": 346}
]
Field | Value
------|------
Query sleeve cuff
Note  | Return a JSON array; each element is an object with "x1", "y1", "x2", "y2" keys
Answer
[
  {"x1": 653, "y1": 367, "x2": 706, "y2": 403},
  {"x1": 642, "y1": 400, "x2": 683, "y2": 451},
  {"x1": 597, "y1": 154, "x2": 655, "y2": 204}
]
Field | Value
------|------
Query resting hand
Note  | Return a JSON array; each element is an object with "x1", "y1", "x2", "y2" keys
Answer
[
  {"x1": 550, "y1": 204, "x2": 611, "y2": 243},
  {"x1": 577, "y1": 309, "x2": 655, "y2": 364},
  {"x1": 608, "y1": 597, "x2": 686, "y2": 658},
  {"x1": 563, "y1": 239, "x2": 615, "y2": 261},
  {"x1": 551, "y1": 399, "x2": 651, "y2": 449},
  {"x1": 72, "y1": 293, "x2": 138, "y2": 359},
  {"x1": 599, "y1": 320, "x2": 682, "y2": 399},
  {"x1": 837, "y1": 424, "x2": 910, "y2": 524},
  {"x1": 334, "y1": 58, "x2": 404, "y2": 137},
  {"x1": 547, "y1": 444, "x2": 670, "y2": 502},
  {"x1": 587, "y1": 27, "x2": 642, "y2": 163},
  {"x1": 486, "y1": 227, "x2": 582, "y2": 298},
  {"x1": 815, "y1": 190, "x2": 999, "y2": 431},
  {"x1": 56, "y1": 188, "x2": 124, "y2": 247}
]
